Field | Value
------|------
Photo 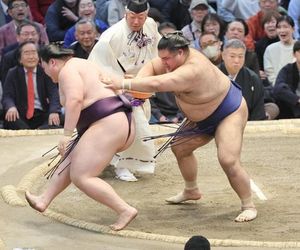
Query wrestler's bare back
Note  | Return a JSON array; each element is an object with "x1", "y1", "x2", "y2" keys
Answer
[
  {"x1": 153, "y1": 49, "x2": 231, "y2": 122},
  {"x1": 58, "y1": 58, "x2": 116, "y2": 108}
]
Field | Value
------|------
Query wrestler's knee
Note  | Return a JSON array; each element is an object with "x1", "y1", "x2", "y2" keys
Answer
[
  {"x1": 171, "y1": 144, "x2": 192, "y2": 158},
  {"x1": 70, "y1": 171, "x2": 85, "y2": 189},
  {"x1": 218, "y1": 154, "x2": 240, "y2": 177}
]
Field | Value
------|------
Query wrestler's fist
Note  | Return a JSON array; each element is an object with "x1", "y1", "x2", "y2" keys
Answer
[{"x1": 58, "y1": 135, "x2": 72, "y2": 156}]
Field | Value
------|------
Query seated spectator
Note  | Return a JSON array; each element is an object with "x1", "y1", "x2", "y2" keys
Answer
[
  {"x1": 148, "y1": 7, "x2": 164, "y2": 26},
  {"x1": 1, "y1": 41, "x2": 62, "y2": 129},
  {"x1": 158, "y1": 21, "x2": 177, "y2": 35},
  {"x1": 27, "y1": 0, "x2": 53, "y2": 24},
  {"x1": 254, "y1": 11, "x2": 281, "y2": 106},
  {"x1": 148, "y1": 0, "x2": 174, "y2": 23},
  {"x1": 181, "y1": 0, "x2": 210, "y2": 44},
  {"x1": 215, "y1": 0, "x2": 235, "y2": 23},
  {"x1": 45, "y1": 0, "x2": 79, "y2": 42},
  {"x1": 0, "y1": 0, "x2": 48, "y2": 58},
  {"x1": 169, "y1": 0, "x2": 192, "y2": 30},
  {"x1": 0, "y1": 0, "x2": 12, "y2": 27},
  {"x1": 273, "y1": 41, "x2": 300, "y2": 118},
  {"x1": 279, "y1": 0, "x2": 290, "y2": 10},
  {"x1": 225, "y1": 18, "x2": 260, "y2": 75},
  {"x1": 69, "y1": 18, "x2": 98, "y2": 58},
  {"x1": 245, "y1": 0, "x2": 286, "y2": 50},
  {"x1": 64, "y1": 0, "x2": 107, "y2": 47},
  {"x1": 264, "y1": 15, "x2": 296, "y2": 85},
  {"x1": 221, "y1": 0, "x2": 260, "y2": 21},
  {"x1": 0, "y1": 20, "x2": 41, "y2": 85},
  {"x1": 200, "y1": 12, "x2": 224, "y2": 45},
  {"x1": 107, "y1": 0, "x2": 128, "y2": 26},
  {"x1": 219, "y1": 39, "x2": 278, "y2": 120},
  {"x1": 288, "y1": 0, "x2": 300, "y2": 40},
  {"x1": 150, "y1": 92, "x2": 184, "y2": 124},
  {"x1": 95, "y1": 0, "x2": 109, "y2": 23},
  {"x1": 198, "y1": 31, "x2": 222, "y2": 65},
  {"x1": 255, "y1": 10, "x2": 280, "y2": 75}
]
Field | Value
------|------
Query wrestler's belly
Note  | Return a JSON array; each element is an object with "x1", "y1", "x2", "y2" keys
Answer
[{"x1": 177, "y1": 96, "x2": 225, "y2": 122}]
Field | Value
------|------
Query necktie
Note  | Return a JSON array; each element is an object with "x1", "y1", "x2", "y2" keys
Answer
[{"x1": 26, "y1": 69, "x2": 34, "y2": 119}]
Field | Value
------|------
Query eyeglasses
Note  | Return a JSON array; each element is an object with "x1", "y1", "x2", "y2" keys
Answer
[{"x1": 11, "y1": 2, "x2": 27, "y2": 9}]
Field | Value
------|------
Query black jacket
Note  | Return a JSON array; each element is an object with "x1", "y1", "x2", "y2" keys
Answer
[
  {"x1": 273, "y1": 62, "x2": 300, "y2": 118},
  {"x1": 2, "y1": 65, "x2": 61, "y2": 117},
  {"x1": 150, "y1": 92, "x2": 183, "y2": 120},
  {"x1": 219, "y1": 63, "x2": 266, "y2": 121}
]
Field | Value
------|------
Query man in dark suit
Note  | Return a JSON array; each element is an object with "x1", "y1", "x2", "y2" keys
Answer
[
  {"x1": 2, "y1": 41, "x2": 61, "y2": 129},
  {"x1": 0, "y1": 20, "x2": 40, "y2": 86},
  {"x1": 219, "y1": 38, "x2": 279, "y2": 121}
]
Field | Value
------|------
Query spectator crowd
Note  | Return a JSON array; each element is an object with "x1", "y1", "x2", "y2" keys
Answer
[{"x1": 0, "y1": 0, "x2": 300, "y2": 129}]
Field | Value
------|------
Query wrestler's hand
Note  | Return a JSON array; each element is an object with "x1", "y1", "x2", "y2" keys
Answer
[
  {"x1": 58, "y1": 135, "x2": 72, "y2": 156},
  {"x1": 101, "y1": 75, "x2": 122, "y2": 91}
]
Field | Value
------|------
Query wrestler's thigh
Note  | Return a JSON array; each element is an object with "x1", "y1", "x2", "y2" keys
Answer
[
  {"x1": 214, "y1": 98, "x2": 248, "y2": 161},
  {"x1": 171, "y1": 135, "x2": 212, "y2": 157},
  {"x1": 70, "y1": 113, "x2": 131, "y2": 177}
]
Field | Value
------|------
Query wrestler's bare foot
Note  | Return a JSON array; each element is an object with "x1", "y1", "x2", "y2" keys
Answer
[
  {"x1": 235, "y1": 207, "x2": 257, "y2": 222},
  {"x1": 109, "y1": 206, "x2": 138, "y2": 231},
  {"x1": 165, "y1": 188, "x2": 202, "y2": 204},
  {"x1": 25, "y1": 191, "x2": 47, "y2": 213}
]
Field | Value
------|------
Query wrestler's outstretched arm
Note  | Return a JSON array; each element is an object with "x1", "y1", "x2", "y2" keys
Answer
[{"x1": 104, "y1": 57, "x2": 196, "y2": 94}]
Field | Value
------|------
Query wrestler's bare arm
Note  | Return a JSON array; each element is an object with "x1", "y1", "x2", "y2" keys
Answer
[
  {"x1": 127, "y1": 60, "x2": 196, "y2": 93},
  {"x1": 136, "y1": 58, "x2": 162, "y2": 77},
  {"x1": 59, "y1": 64, "x2": 84, "y2": 133}
]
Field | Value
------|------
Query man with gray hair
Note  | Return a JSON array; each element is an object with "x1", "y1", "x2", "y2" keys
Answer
[
  {"x1": 219, "y1": 38, "x2": 278, "y2": 120},
  {"x1": 69, "y1": 18, "x2": 98, "y2": 59},
  {"x1": 89, "y1": 0, "x2": 161, "y2": 181}
]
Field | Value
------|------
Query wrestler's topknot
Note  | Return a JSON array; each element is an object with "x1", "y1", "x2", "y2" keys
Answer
[
  {"x1": 39, "y1": 44, "x2": 74, "y2": 63},
  {"x1": 158, "y1": 31, "x2": 190, "y2": 52}
]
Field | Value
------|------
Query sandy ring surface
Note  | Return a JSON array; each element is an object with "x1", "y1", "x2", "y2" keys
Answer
[{"x1": 1, "y1": 119, "x2": 300, "y2": 248}]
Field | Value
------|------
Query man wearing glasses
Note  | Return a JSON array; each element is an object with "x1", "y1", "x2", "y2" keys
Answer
[
  {"x1": 198, "y1": 31, "x2": 222, "y2": 65},
  {"x1": 0, "y1": 0, "x2": 48, "y2": 59},
  {"x1": 102, "y1": 31, "x2": 258, "y2": 223}
]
